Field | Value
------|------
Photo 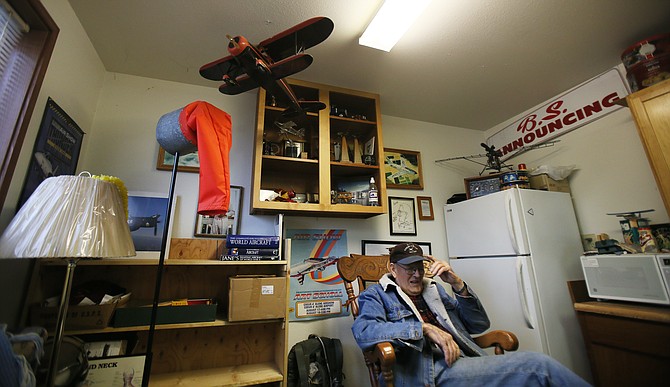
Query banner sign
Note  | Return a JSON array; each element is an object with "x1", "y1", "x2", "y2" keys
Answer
[
  {"x1": 287, "y1": 229, "x2": 350, "y2": 321},
  {"x1": 487, "y1": 68, "x2": 629, "y2": 160}
]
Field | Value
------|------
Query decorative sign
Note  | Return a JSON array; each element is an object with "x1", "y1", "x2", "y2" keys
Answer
[{"x1": 487, "y1": 68, "x2": 629, "y2": 160}]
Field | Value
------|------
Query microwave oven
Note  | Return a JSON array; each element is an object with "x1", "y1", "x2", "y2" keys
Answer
[{"x1": 580, "y1": 254, "x2": 670, "y2": 305}]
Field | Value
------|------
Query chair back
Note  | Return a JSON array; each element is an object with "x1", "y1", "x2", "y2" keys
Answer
[{"x1": 337, "y1": 254, "x2": 390, "y2": 318}]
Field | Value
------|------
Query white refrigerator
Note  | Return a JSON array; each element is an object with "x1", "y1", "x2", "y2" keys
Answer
[{"x1": 444, "y1": 188, "x2": 592, "y2": 381}]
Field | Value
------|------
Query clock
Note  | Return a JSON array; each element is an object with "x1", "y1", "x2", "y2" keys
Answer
[{"x1": 464, "y1": 173, "x2": 502, "y2": 199}]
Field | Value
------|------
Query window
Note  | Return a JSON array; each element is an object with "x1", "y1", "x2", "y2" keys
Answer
[{"x1": 0, "y1": 0, "x2": 58, "y2": 209}]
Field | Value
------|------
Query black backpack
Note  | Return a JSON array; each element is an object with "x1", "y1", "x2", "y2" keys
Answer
[{"x1": 287, "y1": 334, "x2": 344, "y2": 387}]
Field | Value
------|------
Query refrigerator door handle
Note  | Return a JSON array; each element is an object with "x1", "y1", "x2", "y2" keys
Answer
[
  {"x1": 516, "y1": 257, "x2": 535, "y2": 329},
  {"x1": 506, "y1": 192, "x2": 520, "y2": 255}
]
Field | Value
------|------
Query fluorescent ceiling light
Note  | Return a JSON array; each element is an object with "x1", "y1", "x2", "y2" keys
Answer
[{"x1": 359, "y1": 0, "x2": 432, "y2": 52}]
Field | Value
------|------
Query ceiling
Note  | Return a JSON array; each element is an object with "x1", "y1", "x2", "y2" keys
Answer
[{"x1": 68, "y1": 0, "x2": 670, "y2": 131}]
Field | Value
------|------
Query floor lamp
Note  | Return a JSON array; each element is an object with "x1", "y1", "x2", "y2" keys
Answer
[{"x1": 0, "y1": 173, "x2": 135, "y2": 387}]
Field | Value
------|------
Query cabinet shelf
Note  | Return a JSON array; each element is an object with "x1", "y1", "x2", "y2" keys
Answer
[
  {"x1": 63, "y1": 316, "x2": 283, "y2": 335},
  {"x1": 150, "y1": 362, "x2": 283, "y2": 387},
  {"x1": 266, "y1": 105, "x2": 318, "y2": 117},
  {"x1": 252, "y1": 78, "x2": 387, "y2": 217}
]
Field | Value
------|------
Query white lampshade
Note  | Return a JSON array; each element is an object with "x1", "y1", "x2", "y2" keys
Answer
[{"x1": 0, "y1": 174, "x2": 136, "y2": 258}]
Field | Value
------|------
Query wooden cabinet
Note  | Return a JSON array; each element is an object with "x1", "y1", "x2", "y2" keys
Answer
[
  {"x1": 251, "y1": 78, "x2": 387, "y2": 218},
  {"x1": 568, "y1": 280, "x2": 670, "y2": 386},
  {"x1": 626, "y1": 79, "x2": 670, "y2": 217},
  {"x1": 27, "y1": 258, "x2": 289, "y2": 386}
]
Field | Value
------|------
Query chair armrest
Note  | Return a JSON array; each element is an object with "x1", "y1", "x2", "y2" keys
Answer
[
  {"x1": 473, "y1": 330, "x2": 519, "y2": 355},
  {"x1": 364, "y1": 342, "x2": 396, "y2": 387}
]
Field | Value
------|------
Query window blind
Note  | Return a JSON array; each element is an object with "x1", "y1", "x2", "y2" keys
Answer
[{"x1": 0, "y1": 0, "x2": 29, "y2": 171}]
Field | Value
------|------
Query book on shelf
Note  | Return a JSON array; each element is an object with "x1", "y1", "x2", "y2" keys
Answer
[
  {"x1": 226, "y1": 235, "x2": 280, "y2": 248},
  {"x1": 228, "y1": 247, "x2": 280, "y2": 256},
  {"x1": 220, "y1": 254, "x2": 282, "y2": 261}
]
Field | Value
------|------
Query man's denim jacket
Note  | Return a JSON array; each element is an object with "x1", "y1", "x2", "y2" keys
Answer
[{"x1": 351, "y1": 274, "x2": 491, "y2": 386}]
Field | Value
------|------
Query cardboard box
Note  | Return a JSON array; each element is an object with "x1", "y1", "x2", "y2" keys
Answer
[
  {"x1": 529, "y1": 174, "x2": 571, "y2": 193},
  {"x1": 112, "y1": 301, "x2": 217, "y2": 327},
  {"x1": 30, "y1": 302, "x2": 118, "y2": 330},
  {"x1": 228, "y1": 275, "x2": 286, "y2": 322}
]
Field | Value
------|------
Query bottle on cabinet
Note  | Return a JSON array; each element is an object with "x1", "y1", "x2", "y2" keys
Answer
[{"x1": 368, "y1": 177, "x2": 379, "y2": 206}]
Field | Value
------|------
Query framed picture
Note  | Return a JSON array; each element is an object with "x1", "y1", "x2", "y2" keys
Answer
[
  {"x1": 127, "y1": 191, "x2": 176, "y2": 258},
  {"x1": 388, "y1": 196, "x2": 417, "y2": 236},
  {"x1": 18, "y1": 97, "x2": 85, "y2": 208},
  {"x1": 417, "y1": 196, "x2": 434, "y2": 220},
  {"x1": 362, "y1": 240, "x2": 432, "y2": 255},
  {"x1": 383, "y1": 148, "x2": 424, "y2": 189},
  {"x1": 194, "y1": 186, "x2": 243, "y2": 237},
  {"x1": 156, "y1": 146, "x2": 200, "y2": 173}
]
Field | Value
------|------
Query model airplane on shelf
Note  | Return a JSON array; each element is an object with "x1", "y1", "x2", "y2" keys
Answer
[
  {"x1": 128, "y1": 214, "x2": 161, "y2": 235},
  {"x1": 200, "y1": 17, "x2": 334, "y2": 118},
  {"x1": 436, "y1": 141, "x2": 559, "y2": 175}
]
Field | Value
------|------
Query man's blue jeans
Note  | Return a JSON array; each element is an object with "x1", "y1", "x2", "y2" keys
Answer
[{"x1": 432, "y1": 351, "x2": 591, "y2": 387}]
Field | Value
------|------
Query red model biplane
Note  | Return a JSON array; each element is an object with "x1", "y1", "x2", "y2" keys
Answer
[{"x1": 200, "y1": 17, "x2": 334, "y2": 118}]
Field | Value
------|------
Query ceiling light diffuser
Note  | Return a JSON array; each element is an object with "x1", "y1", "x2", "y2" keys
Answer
[{"x1": 359, "y1": 0, "x2": 432, "y2": 52}]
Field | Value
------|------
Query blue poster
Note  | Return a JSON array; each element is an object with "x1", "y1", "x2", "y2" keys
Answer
[{"x1": 286, "y1": 229, "x2": 350, "y2": 321}]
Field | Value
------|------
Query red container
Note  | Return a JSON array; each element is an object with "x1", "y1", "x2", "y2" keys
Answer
[
  {"x1": 625, "y1": 53, "x2": 670, "y2": 92},
  {"x1": 621, "y1": 33, "x2": 670, "y2": 70}
]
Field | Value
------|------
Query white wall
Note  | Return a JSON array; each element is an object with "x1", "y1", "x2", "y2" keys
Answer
[{"x1": 2, "y1": 0, "x2": 668, "y2": 382}]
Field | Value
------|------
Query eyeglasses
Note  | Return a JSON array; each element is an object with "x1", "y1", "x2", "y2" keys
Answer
[{"x1": 395, "y1": 263, "x2": 425, "y2": 276}]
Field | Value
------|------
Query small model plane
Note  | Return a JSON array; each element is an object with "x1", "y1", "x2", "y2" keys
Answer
[
  {"x1": 436, "y1": 141, "x2": 559, "y2": 175},
  {"x1": 128, "y1": 214, "x2": 161, "y2": 235},
  {"x1": 290, "y1": 256, "x2": 339, "y2": 285},
  {"x1": 200, "y1": 17, "x2": 334, "y2": 118}
]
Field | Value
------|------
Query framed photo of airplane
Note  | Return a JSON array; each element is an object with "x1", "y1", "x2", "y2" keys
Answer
[
  {"x1": 156, "y1": 146, "x2": 200, "y2": 173},
  {"x1": 128, "y1": 191, "x2": 176, "y2": 258},
  {"x1": 383, "y1": 148, "x2": 424, "y2": 189},
  {"x1": 194, "y1": 186, "x2": 243, "y2": 238}
]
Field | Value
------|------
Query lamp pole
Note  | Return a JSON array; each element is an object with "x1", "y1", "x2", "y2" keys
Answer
[{"x1": 142, "y1": 152, "x2": 180, "y2": 387}]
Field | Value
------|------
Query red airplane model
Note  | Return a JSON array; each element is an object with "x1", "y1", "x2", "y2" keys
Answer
[{"x1": 200, "y1": 17, "x2": 334, "y2": 118}]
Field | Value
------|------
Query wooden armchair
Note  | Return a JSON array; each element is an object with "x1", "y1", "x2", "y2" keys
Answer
[{"x1": 338, "y1": 254, "x2": 519, "y2": 387}]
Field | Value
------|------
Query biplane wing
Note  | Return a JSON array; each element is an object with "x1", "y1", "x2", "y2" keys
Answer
[
  {"x1": 200, "y1": 54, "x2": 244, "y2": 81},
  {"x1": 258, "y1": 17, "x2": 334, "y2": 61},
  {"x1": 217, "y1": 53, "x2": 313, "y2": 95}
]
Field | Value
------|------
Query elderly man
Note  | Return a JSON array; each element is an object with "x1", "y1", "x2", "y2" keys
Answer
[{"x1": 352, "y1": 242, "x2": 589, "y2": 386}]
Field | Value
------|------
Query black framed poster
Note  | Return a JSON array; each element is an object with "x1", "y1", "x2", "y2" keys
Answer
[{"x1": 18, "y1": 98, "x2": 84, "y2": 208}]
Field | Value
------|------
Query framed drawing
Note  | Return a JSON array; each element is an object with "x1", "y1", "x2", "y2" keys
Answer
[
  {"x1": 194, "y1": 186, "x2": 243, "y2": 237},
  {"x1": 156, "y1": 146, "x2": 200, "y2": 173},
  {"x1": 383, "y1": 148, "x2": 424, "y2": 189},
  {"x1": 127, "y1": 191, "x2": 176, "y2": 258},
  {"x1": 417, "y1": 196, "x2": 434, "y2": 220},
  {"x1": 362, "y1": 240, "x2": 432, "y2": 255},
  {"x1": 388, "y1": 196, "x2": 417, "y2": 236},
  {"x1": 18, "y1": 97, "x2": 85, "y2": 208}
]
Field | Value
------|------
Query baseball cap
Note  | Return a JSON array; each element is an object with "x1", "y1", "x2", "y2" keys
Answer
[{"x1": 389, "y1": 242, "x2": 426, "y2": 265}]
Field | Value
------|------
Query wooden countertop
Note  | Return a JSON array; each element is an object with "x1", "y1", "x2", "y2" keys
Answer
[
  {"x1": 568, "y1": 280, "x2": 670, "y2": 323},
  {"x1": 573, "y1": 300, "x2": 670, "y2": 323}
]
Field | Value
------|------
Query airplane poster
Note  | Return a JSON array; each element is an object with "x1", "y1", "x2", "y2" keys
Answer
[
  {"x1": 286, "y1": 229, "x2": 350, "y2": 321},
  {"x1": 18, "y1": 98, "x2": 84, "y2": 209},
  {"x1": 127, "y1": 192, "x2": 171, "y2": 256}
]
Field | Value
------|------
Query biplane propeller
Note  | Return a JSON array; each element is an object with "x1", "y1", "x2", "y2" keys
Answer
[{"x1": 200, "y1": 17, "x2": 334, "y2": 119}]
